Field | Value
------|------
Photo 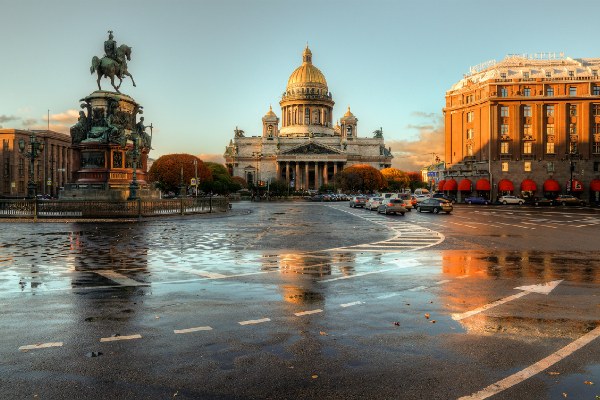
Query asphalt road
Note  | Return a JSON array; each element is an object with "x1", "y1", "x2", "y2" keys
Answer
[{"x1": 0, "y1": 201, "x2": 598, "y2": 399}]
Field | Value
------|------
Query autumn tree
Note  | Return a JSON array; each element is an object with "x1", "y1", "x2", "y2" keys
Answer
[
  {"x1": 231, "y1": 176, "x2": 248, "y2": 189},
  {"x1": 200, "y1": 162, "x2": 241, "y2": 194},
  {"x1": 380, "y1": 168, "x2": 410, "y2": 191},
  {"x1": 407, "y1": 171, "x2": 428, "y2": 191},
  {"x1": 334, "y1": 164, "x2": 385, "y2": 193},
  {"x1": 148, "y1": 154, "x2": 211, "y2": 194}
]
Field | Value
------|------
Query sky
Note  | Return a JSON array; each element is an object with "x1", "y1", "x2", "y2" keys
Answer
[{"x1": 1, "y1": 0, "x2": 599, "y2": 171}]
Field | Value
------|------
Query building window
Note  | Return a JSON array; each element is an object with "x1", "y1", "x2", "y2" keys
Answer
[
  {"x1": 570, "y1": 123, "x2": 577, "y2": 134},
  {"x1": 594, "y1": 143, "x2": 600, "y2": 154},
  {"x1": 547, "y1": 162, "x2": 555, "y2": 172},
  {"x1": 500, "y1": 72, "x2": 507, "y2": 79},
  {"x1": 593, "y1": 86, "x2": 600, "y2": 96},
  {"x1": 524, "y1": 161, "x2": 532, "y2": 172},
  {"x1": 346, "y1": 126, "x2": 352, "y2": 137},
  {"x1": 569, "y1": 104, "x2": 577, "y2": 116},
  {"x1": 501, "y1": 124, "x2": 509, "y2": 135},
  {"x1": 500, "y1": 142, "x2": 510, "y2": 154},
  {"x1": 546, "y1": 71, "x2": 552, "y2": 78},
  {"x1": 523, "y1": 105, "x2": 532, "y2": 117},
  {"x1": 2, "y1": 140, "x2": 8, "y2": 151},
  {"x1": 546, "y1": 124, "x2": 554, "y2": 135},
  {"x1": 466, "y1": 111, "x2": 474, "y2": 122},
  {"x1": 546, "y1": 104, "x2": 555, "y2": 117},
  {"x1": 466, "y1": 128, "x2": 474, "y2": 139},
  {"x1": 523, "y1": 87, "x2": 531, "y2": 97},
  {"x1": 569, "y1": 86, "x2": 577, "y2": 96},
  {"x1": 523, "y1": 142, "x2": 532, "y2": 154},
  {"x1": 569, "y1": 141, "x2": 578, "y2": 154},
  {"x1": 500, "y1": 106, "x2": 509, "y2": 117},
  {"x1": 594, "y1": 123, "x2": 600, "y2": 134},
  {"x1": 466, "y1": 144, "x2": 473, "y2": 156},
  {"x1": 546, "y1": 86, "x2": 554, "y2": 96},
  {"x1": 499, "y1": 87, "x2": 508, "y2": 97},
  {"x1": 568, "y1": 70, "x2": 575, "y2": 77},
  {"x1": 546, "y1": 142, "x2": 555, "y2": 154},
  {"x1": 594, "y1": 162, "x2": 600, "y2": 172},
  {"x1": 523, "y1": 72, "x2": 530, "y2": 80},
  {"x1": 501, "y1": 162, "x2": 509, "y2": 172},
  {"x1": 593, "y1": 70, "x2": 598, "y2": 77},
  {"x1": 523, "y1": 124, "x2": 532, "y2": 135},
  {"x1": 594, "y1": 104, "x2": 600, "y2": 116},
  {"x1": 304, "y1": 108, "x2": 310, "y2": 124}
]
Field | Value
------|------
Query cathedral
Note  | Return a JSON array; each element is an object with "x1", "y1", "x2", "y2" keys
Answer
[{"x1": 224, "y1": 46, "x2": 393, "y2": 190}]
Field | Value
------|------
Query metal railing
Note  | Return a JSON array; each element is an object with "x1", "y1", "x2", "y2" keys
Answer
[{"x1": 0, "y1": 196, "x2": 228, "y2": 220}]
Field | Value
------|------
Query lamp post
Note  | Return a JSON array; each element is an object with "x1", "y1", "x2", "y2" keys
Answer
[
  {"x1": 252, "y1": 151, "x2": 262, "y2": 189},
  {"x1": 127, "y1": 134, "x2": 140, "y2": 200},
  {"x1": 193, "y1": 158, "x2": 198, "y2": 197},
  {"x1": 18, "y1": 132, "x2": 44, "y2": 199},
  {"x1": 566, "y1": 143, "x2": 578, "y2": 194}
]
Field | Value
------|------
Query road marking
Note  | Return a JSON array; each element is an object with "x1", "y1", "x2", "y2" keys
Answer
[
  {"x1": 174, "y1": 326, "x2": 213, "y2": 334},
  {"x1": 295, "y1": 309, "x2": 323, "y2": 316},
  {"x1": 94, "y1": 270, "x2": 146, "y2": 286},
  {"x1": 458, "y1": 325, "x2": 600, "y2": 400},
  {"x1": 166, "y1": 266, "x2": 227, "y2": 279},
  {"x1": 340, "y1": 301, "x2": 362, "y2": 308},
  {"x1": 450, "y1": 222, "x2": 479, "y2": 229},
  {"x1": 100, "y1": 334, "x2": 142, "y2": 342},
  {"x1": 436, "y1": 280, "x2": 451, "y2": 285},
  {"x1": 320, "y1": 264, "x2": 414, "y2": 282},
  {"x1": 377, "y1": 293, "x2": 400, "y2": 299},
  {"x1": 452, "y1": 280, "x2": 563, "y2": 321},
  {"x1": 239, "y1": 318, "x2": 271, "y2": 325},
  {"x1": 408, "y1": 285, "x2": 428, "y2": 291},
  {"x1": 19, "y1": 342, "x2": 63, "y2": 351},
  {"x1": 520, "y1": 221, "x2": 557, "y2": 228}
]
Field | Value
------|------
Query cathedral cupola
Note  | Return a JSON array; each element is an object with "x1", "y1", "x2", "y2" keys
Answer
[
  {"x1": 340, "y1": 106, "x2": 358, "y2": 140},
  {"x1": 262, "y1": 105, "x2": 279, "y2": 139}
]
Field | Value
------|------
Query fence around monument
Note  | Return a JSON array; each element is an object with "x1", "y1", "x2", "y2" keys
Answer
[{"x1": 0, "y1": 197, "x2": 228, "y2": 219}]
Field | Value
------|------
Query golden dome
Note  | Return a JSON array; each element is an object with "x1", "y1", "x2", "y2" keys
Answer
[
  {"x1": 344, "y1": 106, "x2": 354, "y2": 117},
  {"x1": 286, "y1": 46, "x2": 328, "y2": 90}
]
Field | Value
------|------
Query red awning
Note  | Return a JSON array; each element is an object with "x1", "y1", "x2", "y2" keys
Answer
[
  {"x1": 437, "y1": 180, "x2": 446, "y2": 191},
  {"x1": 521, "y1": 179, "x2": 537, "y2": 192},
  {"x1": 570, "y1": 179, "x2": 584, "y2": 192},
  {"x1": 475, "y1": 178, "x2": 491, "y2": 191},
  {"x1": 543, "y1": 179, "x2": 560, "y2": 192},
  {"x1": 443, "y1": 178, "x2": 458, "y2": 191},
  {"x1": 498, "y1": 179, "x2": 514, "y2": 192},
  {"x1": 591, "y1": 179, "x2": 600, "y2": 192},
  {"x1": 458, "y1": 178, "x2": 473, "y2": 191}
]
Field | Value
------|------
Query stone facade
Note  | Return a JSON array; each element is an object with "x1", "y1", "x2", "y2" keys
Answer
[
  {"x1": 443, "y1": 54, "x2": 600, "y2": 203},
  {"x1": 224, "y1": 47, "x2": 392, "y2": 190}
]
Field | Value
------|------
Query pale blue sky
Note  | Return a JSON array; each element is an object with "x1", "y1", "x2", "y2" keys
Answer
[{"x1": 1, "y1": 0, "x2": 598, "y2": 169}]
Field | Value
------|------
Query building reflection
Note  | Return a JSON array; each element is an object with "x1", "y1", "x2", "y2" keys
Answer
[{"x1": 441, "y1": 250, "x2": 600, "y2": 338}]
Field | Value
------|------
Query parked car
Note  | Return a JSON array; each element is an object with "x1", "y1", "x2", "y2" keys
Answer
[
  {"x1": 554, "y1": 194, "x2": 585, "y2": 206},
  {"x1": 399, "y1": 194, "x2": 413, "y2": 211},
  {"x1": 366, "y1": 197, "x2": 384, "y2": 210},
  {"x1": 416, "y1": 198, "x2": 453, "y2": 214},
  {"x1": 432, "y1": 193, "x2": 456, "y2": 203},
  {"x1": 533, "y1": 197, "x2": 554, "y2": 206},
  {"x1": 498, "y1": 195, "x2": 524, "y2": 205},
  {"x1": 377, "y1": 199, "x2": 407, "y2": 215},
  {"x1": 464, "y1": 196, "x2": 490, "y2": 205},
  {"x1": 349, "y1": 195, "x2": 367, "y2": 208},
  {"x1": 414, "y1": 194, "x2": 430, "y2": 203}
]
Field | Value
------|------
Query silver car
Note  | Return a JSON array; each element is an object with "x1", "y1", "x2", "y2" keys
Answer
[
  {"x1": 377, "y1": 199, "x2": 407, "y2": 215},
  {"x1": 366, "y1": 197, "x2": 384, "y2": 210}
]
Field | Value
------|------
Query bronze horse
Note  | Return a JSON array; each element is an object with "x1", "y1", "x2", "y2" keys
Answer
[{"x1": 90, "y1": 44, "x2": 136, "y2": 93}]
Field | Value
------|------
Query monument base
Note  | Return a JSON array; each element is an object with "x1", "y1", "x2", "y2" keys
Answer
[{"x1": 59, "y1": 183, "x2": 161, "y2": 201}]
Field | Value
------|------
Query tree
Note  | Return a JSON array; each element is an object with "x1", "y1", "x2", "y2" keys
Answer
[
  {"x1": 268, "y1": 179, "x2": 289, "y2": 196},
  {"x1": 231, "y1": 176, "x2": 248, "y2": 189},
  {"x1": 407, "y1": 171, "x2": 427, "y2": 192},
  {"x1": 148, "y1": 154, "x2": 211, "y2": 194},
  {"x1": 380, "y1": 168, "x2": 410, "y2": 191},
  {"x1": 201, "y1": 162, "x2": 238, "y2": 195},
  {"x1": 334, "y1": 164, "x2": 385, "y2": 193}
]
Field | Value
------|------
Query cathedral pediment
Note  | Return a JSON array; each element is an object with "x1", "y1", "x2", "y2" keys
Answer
[{"x1": 282, "y1": 142, "x2": 342, "y2": 155}]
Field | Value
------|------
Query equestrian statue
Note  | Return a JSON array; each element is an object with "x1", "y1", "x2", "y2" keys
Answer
[{"x1": 90, "y1": 31, "x2": 136, "y2": 94}]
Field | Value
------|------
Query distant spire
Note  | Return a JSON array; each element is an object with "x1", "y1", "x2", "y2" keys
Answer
[{"x1": 303, "y1": 45, "x2": 312, "y2": 64}]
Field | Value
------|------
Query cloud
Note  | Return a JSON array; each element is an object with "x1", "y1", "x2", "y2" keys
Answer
[
  {"x1": 22, "y1": 118, "x2": 38, "y2": 127},
  {"x1": 0, "y1": 115, "x2": 19, "y2": 123},
  {"x1": 197, "y1": 153, "x2": 225, "y2": 164},
  {"x1": 46, "y1": 109, "x2": 79, "y2": 124},
  {"x1": 387, "y1": 113, "x2": 444, "y2": 172},
  {"x1": 410, "y1": 111, "x2": 438, "y2": 119}
]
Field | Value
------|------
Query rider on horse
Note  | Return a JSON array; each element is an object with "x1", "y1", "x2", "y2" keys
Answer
[{"x1": 104, "y1": 31, "x2": 120, "y2": 65}]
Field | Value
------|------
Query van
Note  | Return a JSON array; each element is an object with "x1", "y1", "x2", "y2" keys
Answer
[{"x1": 379, "y1": 192, "x2": 399, "y2": 200}]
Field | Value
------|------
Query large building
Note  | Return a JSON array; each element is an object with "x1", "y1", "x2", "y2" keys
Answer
[
  {"x1": 224, "y1": 46, "x2": 393, "y2": 190},
  {"x1": 443, "y1": 53, "x2": 600, "y2": 204},
  {"x1": 0, "y1": 129, "x2": 73, "y2": 198}
]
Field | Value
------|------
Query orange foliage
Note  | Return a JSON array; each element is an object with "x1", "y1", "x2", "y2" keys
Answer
[
  {"x1": 380, "y1": 167, "x2": 410, "y2": 189},
  {"x1": 338, "y1": 164, "x2": 385, "y2": 192},
  {"x1": 148, "y1": 154, "x2": 212, "y2": 192}
]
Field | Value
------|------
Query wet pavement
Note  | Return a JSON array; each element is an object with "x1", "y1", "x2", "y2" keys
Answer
[{"x1": 0, "y1": 201, "x2": 598, "y2": 399}]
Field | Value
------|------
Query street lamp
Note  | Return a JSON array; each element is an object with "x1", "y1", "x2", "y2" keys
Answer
[
  {"x1": 193, "y1": 158, "x2": 198, "y2": 197},
  {"x1": 18, "y1": 132, "x2": 44, "y2": 199},
  {"x1": 127, "y1": 134, "x2": 141, "y2": 200},
  {"x1": 566, "y1": 142, "x2": 578, "y2": 194},
  {"x1": 252, "y1": 151, "x2": 262, "y2": 188}
]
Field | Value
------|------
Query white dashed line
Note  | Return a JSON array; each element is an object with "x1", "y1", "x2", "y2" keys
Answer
[
  {"x1": 100, "y1": 334, "x2": 142, "y2": 342},
  {"x1": 239, "y1": 318, "x2": 271, "y2": 326},
  {"x1": 94, "y1": 270, "x2": 146, "y2": 286},
  {"x1": 377, "y1": 293, "x2": 400, "y2": 299},
  {"x1": 408, "y1": 285, "x2": 428, "y2": 291},
  {"x1": 19, "y1": 342, "x2": 63, "y2": 351},
  {"x1": 294, "y1": 309, "x2": 323, "y2": 316},
  {"x1": 340, "y1": 301, "x2": 362, "y2": 308},
  {"x1": 174, "y1": 326, "x2": 213, "y2": 334},
  {"x1": 435, "y1": 280, "x2": 451, "y2": 285}
]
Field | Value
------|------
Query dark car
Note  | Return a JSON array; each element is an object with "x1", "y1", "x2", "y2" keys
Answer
[
  {"x1": 416, "y1": 198, "x2": 453, "y2": 214},
  {"x1": 464, "y1": 196, "x2": 490, "y2": 205},
  {"x1": 533, "y1": 197, "x2": 554, "y2": 206},
  {"x1": 555, "y1": 195, "x2": 585, "y2": 206},
  {"x1": 432, "y1": 193, "x2": 456, "y2": 203},
  {"x1": 349, "y1": 195, "x2": 367, "y2": 208}
]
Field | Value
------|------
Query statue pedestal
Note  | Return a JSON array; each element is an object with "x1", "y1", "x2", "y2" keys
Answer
[{"x1": 62, "y1": 90, "x2": 159, "y2": 200}]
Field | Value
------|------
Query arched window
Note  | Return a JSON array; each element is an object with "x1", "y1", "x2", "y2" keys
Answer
[
  {"x1": 347, "y1": 126, "x2": 353, "y2": 137},
  {"x1": 305, "y1": 108, "x2": 310, "y2": 124}
]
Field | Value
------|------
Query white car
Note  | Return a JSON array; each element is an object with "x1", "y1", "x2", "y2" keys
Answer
[
  {"x1": 366, "y1": 197, "x2": 384, "y2": 210},
  {"x1": 498, "y1": 195, "x2": 524, "y2": 205}
]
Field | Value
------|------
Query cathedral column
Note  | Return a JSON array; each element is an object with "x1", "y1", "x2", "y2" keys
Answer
[
  {"x1": 323, "y1": 162, "x2": 328, "y2": 185},
  {"x1": 314, "y1": 162, "x2": 319, "y2": 189},
  {"x1": 295, "y1": 162, "x2": 300, "y2": 189},
  {"x1": 285, "y1": 162, "x2": 290, "y2": 182},
  {"x1": 304, "y1": 162, "x2": 309, "y2": 190},
  {"x1": 333, "y1": 162, "x2": 338, "y2": 176},
  {"x1": 276, "y1": 162, "x2": 280, "y2": 181}
]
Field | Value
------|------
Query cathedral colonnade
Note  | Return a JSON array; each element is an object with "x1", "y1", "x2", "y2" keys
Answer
[{"x1": 276, "y1": 160, "x2": 344, "y2": 190}]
